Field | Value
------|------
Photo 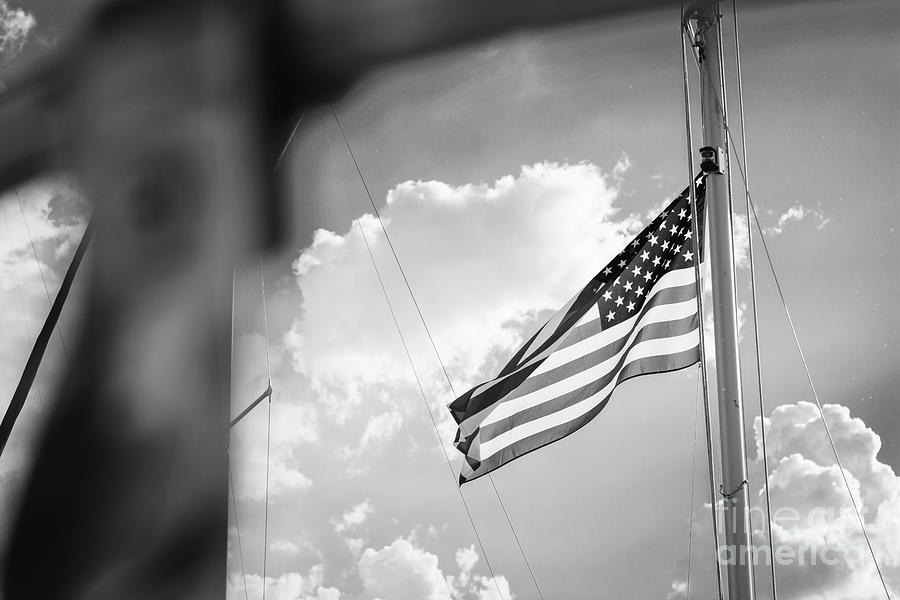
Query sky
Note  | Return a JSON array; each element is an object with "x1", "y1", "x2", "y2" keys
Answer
[{"x1": 1, "y1": 1, "x2": 898, "y2": 599}]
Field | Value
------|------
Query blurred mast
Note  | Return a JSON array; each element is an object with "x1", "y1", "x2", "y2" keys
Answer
[{"x1": 0, "y1": 222, "x2": 92, "y2": 457}]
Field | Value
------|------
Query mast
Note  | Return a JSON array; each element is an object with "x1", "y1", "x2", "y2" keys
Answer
[{"x1": 689, "y1": 3, "x2": 756, "y2": 600}]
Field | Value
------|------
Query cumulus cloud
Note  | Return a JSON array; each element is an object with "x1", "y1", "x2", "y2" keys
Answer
[
  {"x1": 754, "y1": 402, "x2": 899, "y2": 598},
  {"x1": 287, "y1": 160, "x2": 643, "y2": 451},
  {"x1": 757, "y1": 402, "x2": 900, "y2": 524},
  {"x1": 0, "y1": 0, "x2": 35, "y2": 62},
  {"x1": 358, "y1": 538, "x2": 452, "y2": 600},
  {"x1": 667, "y1": 401, "x2": 899, "y2": 600},
  {"x1": 358, "y1": 538, "x2": 513, "y2": 600},
  {"x1": 226, "y1": 565, "x2": 340, "y2": 600}
]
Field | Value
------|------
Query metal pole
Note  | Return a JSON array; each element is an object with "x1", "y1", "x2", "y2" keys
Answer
[{"x1": 692, "y1": 3, "x2": 755, "y2": 599}]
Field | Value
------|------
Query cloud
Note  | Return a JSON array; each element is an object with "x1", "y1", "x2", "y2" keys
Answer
[
  {"x1": 756, "y1": 402, "x2": 900, "y2": 522},
  {"x1": 666, "y1": 579, "x2": 688, "y2": 600},
  {"x1": 455, "y1": 545, "x2": 479, "y2": 583},
  {"x1": 359, "y1": 410, "x2": 404, "y2": 452},
  {"x1": 287, "y1": 160, "x2": 642, "y2": 449},
  {"x1": 754, "y1": 402, "x2": 900, "y2": 598},
  {"x1": 333, "y1": 499, "x2": 374, "y2": 534},
  {"x1": 270, "y1": 540, "x2": 303, "y2": 555},
  {"x1": 358, "y1": 538, "x2": 452, "y2": 600},
  {"x1": 226, "y1": 565, "x2": 340, "y2": 600},
  {"x1": 667, "y1": 401, "x2": 899, "y2": 600},
  {"x1": 764, "y1": 203, "x2": 830, "y2": 236},
  {"x1": 0, "y1": 0, "x2": 35, "y2": 62},
  {"x1": 357, "y1": 538, "x2": 513, "y2": 600}
]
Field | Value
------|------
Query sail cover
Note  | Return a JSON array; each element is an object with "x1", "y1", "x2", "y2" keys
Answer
[{"x1": 449, "y1": 179, "x2": 707, "y2": 484}]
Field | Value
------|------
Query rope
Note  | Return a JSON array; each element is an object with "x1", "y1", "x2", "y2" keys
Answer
[
  {"x1": 685, "y1": 28, "x2": 890, "y2": 598},
  {"x1": 320, "y1": 117, "x2": 508, "y2": 600},
  {"x1": 14, "y1": 187, "x2": 69, "y2": 358},
  {"x1": 729, "y1": 1, "x2": 778, "y2": 597},
  {"x1": 679, "y1": 18, "x2": 724, "y2": 600},
  {"x1": 329, "y1": 106, "x2": 546, "y2": 600}
]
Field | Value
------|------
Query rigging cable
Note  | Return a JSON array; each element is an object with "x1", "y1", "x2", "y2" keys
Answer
[
  {"x1": 685, "y1": 373, "x2": 702, "y2": 600},
  {"x1": 274, "y1": 113, "x2": 305, "y2": 172},
  {"x1": 329, "y1": 105, "x2": 546, "y2": 600},
  {"x1": 685, "y1": 28, "x2": 891, "y2": 599},
  {"x1": 729, "y1": 1, "x2": 778, "y2": 597},
  {"x1": 1, "y1": 198, "x2": 47, "y2": 414},
  {"x1": 746, "y1": 199, "x2": 892, "y2": 600},
  {"x1": 256, "y1": 110, "x2": 304, "y2": 600},
  {"x1": 321, "y1": 117, "x2": 509, "y2": 600},
  {"x1": 13, "y1": 187, "x2": 68, "y2": 358},
  {"x1": 679, "y1": 17, "x2": 725, "y2": 600},
  {"x1": 260, "y1": 258, "x2": 274, "y2": 600},
  {"x1": 229, "y1": 461, "x2": 251, "y2": 600},
  {"x1": 228, "y1": 267, "x2": 250, "y2": 600}
]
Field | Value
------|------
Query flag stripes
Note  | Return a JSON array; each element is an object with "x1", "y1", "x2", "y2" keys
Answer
[
  {"x1": 459, "y1": 346, "x2": 700, "y2": 482},
  {"x1": 449, "y1": 180, "x2": 706, "y2": 484},
  {"x1": 464, "y1": 267, "x2": 699, "y2": 479}
]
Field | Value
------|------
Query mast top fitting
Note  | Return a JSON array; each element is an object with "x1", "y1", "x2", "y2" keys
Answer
[{"x1": 699, "y1": 146, "x2": 724, "y2": 174}]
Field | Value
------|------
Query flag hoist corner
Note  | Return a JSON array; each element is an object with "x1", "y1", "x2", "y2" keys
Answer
[{"x1": 448, "y1": 178, "x2": 707, "y2": 484}]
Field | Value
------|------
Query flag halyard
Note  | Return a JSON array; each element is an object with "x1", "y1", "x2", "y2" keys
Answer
[{"x1": 449, "y1": 179, "x2": 707, "y2": 484}]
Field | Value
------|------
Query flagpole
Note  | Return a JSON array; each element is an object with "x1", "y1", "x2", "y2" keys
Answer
[{"x1": 688, "y1": 3, "x2": 756, "y2": 600}]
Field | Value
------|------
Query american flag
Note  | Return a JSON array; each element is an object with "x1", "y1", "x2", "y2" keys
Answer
[{"x1": 449, "y1": 179, "x2": 706, "y2": 484}]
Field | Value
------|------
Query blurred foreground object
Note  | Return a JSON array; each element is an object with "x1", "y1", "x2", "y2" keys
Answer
[{"x1": 0, "y1": 0, "x2": 769, "y2": 598}]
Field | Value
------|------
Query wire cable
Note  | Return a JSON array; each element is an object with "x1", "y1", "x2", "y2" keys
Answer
[
  {"x1": 227, "y1": 266, "x2": 249, "y2": 600},
  {"x1": 259, "y1": 262, "x2": 274, "y2": 600},
  {"x1": 321, "y1": 116, "x2": 508, "y2": 600},
  {"x1": 487, "y1": 477, "x2": 545, "y2": 600},
  {"x1": 746, "y1": 198, "x2": 891, "y2": 600},
  {"x1": 14, "y1": 187, "x2": 69, "y2": 358},
  {"x1": 260, "y1": 260, "x2": 272, "y2": 384},
  {"x1": 680, "y1": 18, "x2": 725, "y2": 600},
  {"x1": 229, "y1": 461, "x2": 250, "y2": 600},
  {"x1": 256, "y1": 106, "x2": 297, "y2": 599},
  {"x1": 261, "y1": 393, "x2": 272, "y2": 600},
  {"x1": 274, "y1": 112, "x2": 305, "y2": 173},
  {"x1": 729, "y1": 2, "x2": 778, "y2": 597},
  {"x1": 685, "y1": 373, "x2": 702, "y2": 600},
  {"x1": 1, "y1": 197, "x2": 48, "y2": 415},
  {"x1": 329, "y1": 106, "x2": 546, "y2": 600}
]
